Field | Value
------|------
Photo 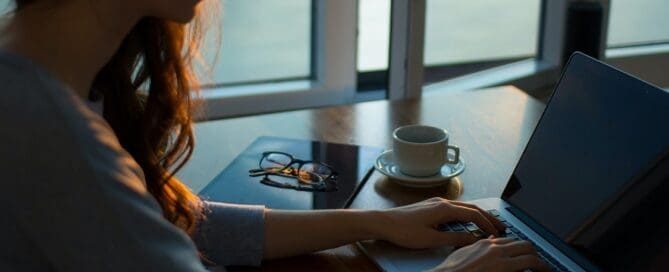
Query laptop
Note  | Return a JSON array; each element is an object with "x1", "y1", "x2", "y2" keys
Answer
[{"x1": 358, "y1": 52, "x2": 669, "y2": 272}]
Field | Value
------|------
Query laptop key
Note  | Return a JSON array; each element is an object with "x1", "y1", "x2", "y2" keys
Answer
[
  {"x1": 504, "y1": 228, "x2": 513, "y2": 235},
  {"x1": 448, "y1": 223, "x2": 465, "y2": 232},
  {"x1": 545, "y1": 255, "x2": 558, "y2": 264},
  {"x1": 436, "y1": 224, "x2": 451, "y2": 232},
  {"x1": 504, "y1": 232, "x2": 519, "y2": 240},
  {"x1": 464, "y1": 222, "x2": 480, "y2": 232},
  {"x1": 470, "y1": 229, "x2": 485, "y2": 239},
  {"x1": 517, "y1": 232, "x2": 528, "y2": 240},
  {"x1": 555, "y1": 263, "x2": 569, "y2": 271},
  {"x1": 492, "y1": 216, "x2": 565, "y2": 272}
]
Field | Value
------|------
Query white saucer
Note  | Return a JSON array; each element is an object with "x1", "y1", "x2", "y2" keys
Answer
[{"x1": 374, "y1": 150, "x2": 465, "y2": 188}]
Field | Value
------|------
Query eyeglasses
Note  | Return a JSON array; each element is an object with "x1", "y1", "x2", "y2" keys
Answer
[{"x1": 248, "y1": 151, "x2": 338, "y2": 192}]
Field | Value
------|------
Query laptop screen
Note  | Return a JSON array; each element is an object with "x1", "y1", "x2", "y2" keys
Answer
[{"x1": 502, "y1": 53, "x2": 669, "y2": 271}]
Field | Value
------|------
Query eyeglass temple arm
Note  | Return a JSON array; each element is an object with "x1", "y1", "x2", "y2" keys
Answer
[
  {"x1": 249, "y1": 168, "x2": 294, "y2": 177},
  {"x1": 249, "y1": 168, "x2": 269, "y2": 176}
]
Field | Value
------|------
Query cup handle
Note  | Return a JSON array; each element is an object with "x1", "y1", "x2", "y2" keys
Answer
[{"x1": 446, "y1": 145, "x2": 460, "y2": 164}]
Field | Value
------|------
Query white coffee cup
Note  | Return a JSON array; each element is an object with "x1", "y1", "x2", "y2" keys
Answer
[{"x1": 392, "y1": 124, "x2": 460, "y2": 177}]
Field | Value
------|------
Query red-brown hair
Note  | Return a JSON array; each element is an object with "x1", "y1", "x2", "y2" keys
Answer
[{"x1": 94, "y1": 17, "x2": 203, "y2": 233}]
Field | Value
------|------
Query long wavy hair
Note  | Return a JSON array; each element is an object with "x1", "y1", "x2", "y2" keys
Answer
[{"x1": 12, "y1": 0, "x2": 214, "y2": 234}]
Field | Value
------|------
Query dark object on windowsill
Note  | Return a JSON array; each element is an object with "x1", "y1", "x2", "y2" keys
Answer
[{"x1": 561, "y1": 1, "x2": 604, "y2": 66}]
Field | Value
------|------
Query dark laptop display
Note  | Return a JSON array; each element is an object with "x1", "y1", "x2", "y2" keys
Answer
[{"x1": 502, "y1": 53, "x2": 669, "y2": 271}]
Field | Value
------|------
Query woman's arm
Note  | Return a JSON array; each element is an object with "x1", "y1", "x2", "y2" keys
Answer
[
  {"x1": 263, "y1": 209, "x2": 378, "y2": 259},
  {"x1": 263, "y1": 197, "x2": 506, "y2": 259}
]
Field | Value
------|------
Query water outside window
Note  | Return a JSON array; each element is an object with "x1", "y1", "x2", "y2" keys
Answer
[
  {"x1": 357, "y1": 0, "x2": 540, "y2": 72},
  {"x1": 204, "y1": 0, "x2": 311, "y2": 86},
  {"x1": 424, "y1": 0, "x2": 541, "y2": 66},
  {"x1": 607, "y1": 0, "x2": 669, "y2": 47}
]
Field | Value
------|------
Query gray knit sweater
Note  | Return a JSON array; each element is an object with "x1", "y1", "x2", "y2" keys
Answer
[{"x1": 0, "y1": 51, "x2": 265, "y2": 271}]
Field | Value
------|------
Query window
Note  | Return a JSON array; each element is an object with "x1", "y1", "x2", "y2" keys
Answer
[
  {"x1": 201, "y1": 1, "x2": 358, "y2": 118},
  {"x1": 0, "y1": 0, "x2": 12, "y2": 15},
  {"x1": 356, "y1": 0, "x2": 390, "y2": 93},
  {"x1": 5, "y1": 0, "x2": 667, "y2": 116},
  {"x1": 607, "y1": 0, "x2": 669, "y2": 47},
  {"x1": 204, "y1": 0, "x2": 312, "y2": 87},
  {"x1": 605, "y1": 0, "x2": 669, "y2": 88},
  {"x1": 424, "y1": 0, "x2": 540, "y2": 66},
  {"x1": 357, "y1": 0, "x2": 390, "y2": 73},
  {"x1": 423, "y1": 0, "x2": 541, "y2": 84},
  {"x1": 356, "y1": 0, "x2": 543, "y2": 93},
  {"x1": 421, "y1": 0, "x2": 669, "y2": 96}
]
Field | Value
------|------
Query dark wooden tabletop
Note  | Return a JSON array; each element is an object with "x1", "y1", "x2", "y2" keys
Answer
[{"x1": 179, "y1": 86, "x2": 546, "y2": 271}]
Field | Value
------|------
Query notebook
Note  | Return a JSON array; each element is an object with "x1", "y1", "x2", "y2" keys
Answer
[{"x1": 198, "y1": 136, "x2": 384, "y2": 210}]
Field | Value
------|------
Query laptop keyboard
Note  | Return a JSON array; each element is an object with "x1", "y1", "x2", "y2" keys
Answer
[{"x1": 437, "y1": 209, "x2": 569, "y2": 272}]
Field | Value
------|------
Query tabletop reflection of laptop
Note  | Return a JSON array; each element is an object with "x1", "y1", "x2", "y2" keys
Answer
[{"x1": 358, "y1": 52, "x2": 669, "y2": 272}]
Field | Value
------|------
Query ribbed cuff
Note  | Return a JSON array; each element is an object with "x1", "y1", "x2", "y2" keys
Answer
[{"x1": 192, "y1": 201, "x2": 265, "y2": 267}]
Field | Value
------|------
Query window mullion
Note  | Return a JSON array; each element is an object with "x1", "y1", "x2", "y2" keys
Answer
[
  {"x1": 313, "y1": 0, "x2": 358, "y2": 101},
  {"x1": 538, "y1": 0, "x2": 569, "y2": 68},
  {"x1": 387, "y1": 0, "x2": 426, "y2": 100}
]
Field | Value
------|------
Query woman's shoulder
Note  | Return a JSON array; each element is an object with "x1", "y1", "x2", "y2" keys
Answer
[
  {"x1": 0, "y1": 50, "x2": 149, "y2": 194},
  {"x1": 0, "y1": 50, "x2": 85, "y2": 128}
]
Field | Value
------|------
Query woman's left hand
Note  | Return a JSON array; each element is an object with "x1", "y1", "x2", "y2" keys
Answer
[{"x1": 372, "y1": 197, "x2": 507, "y2": 249}]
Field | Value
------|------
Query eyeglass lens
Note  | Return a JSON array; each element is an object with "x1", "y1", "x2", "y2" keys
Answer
[
  {"x1": 299, "y1": 162, "x2": 332, "y2": 183},
  {"x1": 260, "y1": 153, "x2": 292, "y2": 173},
  {"x1": 259, "y1": 153, "x2": 333, "y2": 184}
]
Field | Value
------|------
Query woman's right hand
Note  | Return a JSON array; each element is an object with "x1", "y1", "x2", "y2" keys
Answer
[
  {"x1": 429, "y1": 237, "x2": 551, "y2": 272},
  {"x1": 374, "y1": 197, "x2": 506, "y2": 249}
]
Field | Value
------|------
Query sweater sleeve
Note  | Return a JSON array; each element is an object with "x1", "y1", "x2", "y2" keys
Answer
[{"x1": 192, "y1": 201, "x2": 266, "y2": 266}]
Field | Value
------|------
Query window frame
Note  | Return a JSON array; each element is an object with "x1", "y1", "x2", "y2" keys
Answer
[
  {"x1": 423, "y1": 0, "x2": 569, "y2": 95},
  {"x1": 606, "y1": 45, "x2": 669, "y2": 89},
  {"x1": 425, "y1": 0, "x2": 669, "y2": 95},
  {"x1": 198, "y1": 0, "x2": 359, "y2": 120},
  {"x1": 200, "y1": 0, "x2": 669, "y2": 119}
]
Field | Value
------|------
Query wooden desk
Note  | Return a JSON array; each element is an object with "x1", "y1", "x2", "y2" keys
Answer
[{"x1": 179, "y1": 86, "x2": 545, "y2": 271}]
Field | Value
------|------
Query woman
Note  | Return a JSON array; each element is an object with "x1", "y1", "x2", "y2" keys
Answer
[{"x1": 0, "y1": 0, "x2": 549, "y2": 271}]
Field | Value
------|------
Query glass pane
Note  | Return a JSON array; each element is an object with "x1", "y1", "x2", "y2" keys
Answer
[
  {"x1": 204, "y1": 0, "x2": 311, "y2": 86},
  {"x1": 424, "y1": 0, "x2": 540, "y2": 65},
  {"x1": 0, "y1": 0, "x2": 12, "y2": 15},
  {"x1": 607, "y1": 0, "x2": 669, "y2": 47},
  {"x1": 357, "y1": 0, "x2": 391, "y2": 72}
]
